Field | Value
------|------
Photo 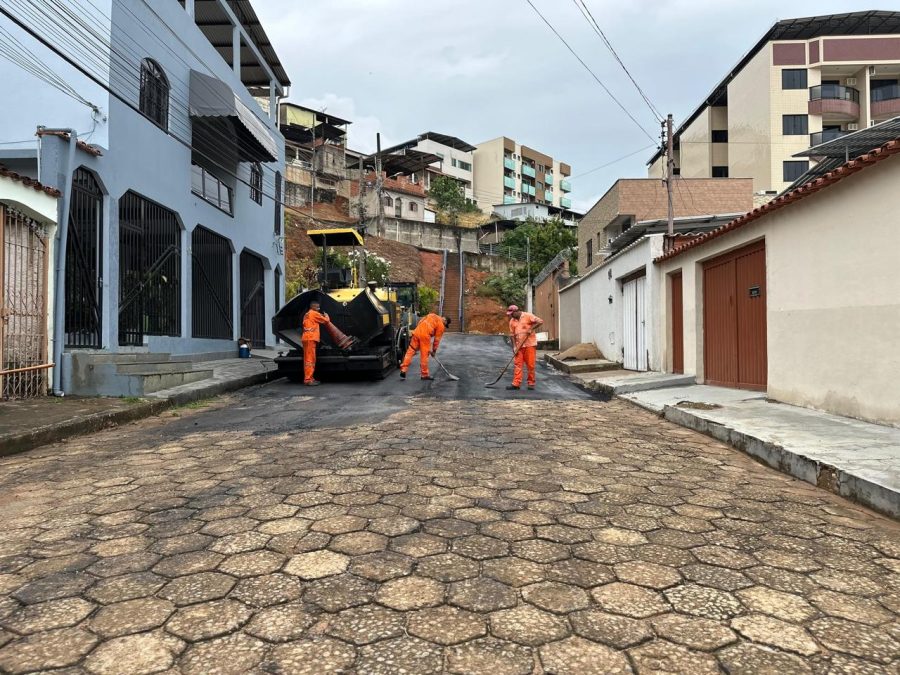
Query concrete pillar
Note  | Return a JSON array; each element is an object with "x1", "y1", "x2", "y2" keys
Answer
[
  {"x1": 269, "y1": 79, "x2": 277, "y2": 123},
  {"x1": 185, "y1": 0, "x2": 194, "y2": 18},
  {"x1": 232, "y1": 25, "x2": 241, "y2": 80}
]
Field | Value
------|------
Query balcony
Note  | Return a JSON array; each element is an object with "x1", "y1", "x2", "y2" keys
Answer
[
  {"x1": 503, "y1": 157, "x2": 516, "y2": 171},
  {"x1": 503, "y1": 175, "x2": 516, "y2": 189},
  {"x1": 560, "y1": 196, "x2": 572, "y2": 209},
  {"x1": 545, "y1": 173, "x2": 553, "y2": 185},
  {"x1": 808, "y1": 84, "x2": 860, "y2": 122},
  {"x1": 503, "y1": 194, "x2": 516, "y2": 204},
  {"x1": 560, "y1": 179, "x2": 572, "y2": 192},
  {"x1": 871, "y1": 83, "x2": 900, "y2": 121},
  {"x1": 544, "y1": 189, "x2": 554, "y2": 201},
  {"x1": 809, "y1": 129, "x2": 848, "y2": 147},
  {"x1": 522, "y1": 164, "x2": 536, "y2": 178},
  {"x1": 521, "y1": 182, "x2": 535, "y2": 196}
]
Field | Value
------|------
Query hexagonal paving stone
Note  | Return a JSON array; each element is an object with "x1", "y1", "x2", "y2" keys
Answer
[
  {"x1": 809, "y1": 589, "x2": 894, "y2": 625},
  {"x1": 389, "y1": 533, "x2": 447, "y2": 557},
  {"x1": 592, "y1": 582, "x2": 671, "y2": 618},
  {"x1": 304, "y1": 573, "x2": 376, "y2": 612},
  {"x1": 546, "y1": 558, "x2": 615, "y2": 588},
  {"x1": 731, "y1": 613, "x2": 819, "y2": 657},
  {"x1": 158, "y1": 571, "x2": 235, "y2": 606},
  {"x1": 208, "y1": 531, "x2": 271, "y2": 555},
  {"x1": 325, "y1": 604, "x2": 406, "y2": 645},
  {"x1": 262, "y1": 637, "x2": 356, "y2": 674},
  {"x1": 651, "y1": 613, "x2": 737, "y2": 651},
  {"x1": 86, "y1": 552, "x2": 161, "y2": 578},
  {"x1": 165, "y1": 598, "x2": 252, "y2": 642},
  {"x1": 570, "y1": 609, "x2": 652, "y2": 649},
  {"x1": 489, "y1": 604, "x2": 570, "y2": 646},
  {"x1": 367, "y1": 516, "x2": 420, "y2": 537},
  {"x1": 0, "y1": 627, "x2": 98, "y2": 673},
  {"x1": 417, "y1": 553, "x2": 480, "y2": 582},
  {"x1": 83, "y1": 631, "x2": 180, "y2": 675},
  {"x1": 522, "y1": 581, "x2": 590, "y2": 614},
  {"x1": 349, "y1": 551, "x2": 414, "y2": 582},
  {"x1": 151, "y1": 533, "x2": 214, "y2": 556},
  {"x1": 283, "y1": 550, "x2": 349, "y2": 580},
  {"x1": 452, "y1": 535, "x2": 510, "y2": 560},
  {"x1": 310, "y1": 515, "x2": 367, "y2": 535},
  {"x1": 628, "y1": 639, "x2": 720, "y2": 674},
  {"x1": 540, "y1": 636, "x2": 632, "y2": 675},
  {"x1": 479, "y1": 521, "x2": 534, "y2": 542},
  {"x1": 0, "y1": 597, "x2": 94, "y2": 634},
  {"x1": 692, "y1": 545, "x2": 758, "y2": 570},
  {"x1": 153, "y1": 550, "x2": 224, "y2": 577},
  {"x1": 179, "y1": 633, "x2": 267, "y2": 675},
  {"x1": 535, "y1": 525, "x2": 592, "y2": 545},
  {"x1": 90, "y1": 597, "x2": 174, "y2": 637},
  {"x1": 614, "y1": 561, "x2": 682, "y2": 590},
  {"x1": 217, "y1": 550, "x2": 285, "y2": 577},
  {"x1": 718, "y1": 642, "x2": 814, "y2": 675},
  {"x1": 808, "y1": 617, "x2": 899, "y2": 664},
  {"x1": 408, "y1": 605, "x2": 487, "y2": 645},
  {"x1": 449, "y1": 578, "x2": 517, "y2": 612},
  {"x1": 85, "y1": 571, "x2": 166, "y2": 605},
  {"x1": 681, "y1": 563, "x2": 752, "y2": 591},
  {"x1": 230, "y1": 573, "x2": 303, "y2": 607},
  {"x1": 357, "y1": 636, "x2": 442, "y2": 675},
  {"x1": 244, "y1": 603, "x2": 316, "y2": 643},
  {"x1": 511, "y1": 539, "x2": 569, "y2": 563},
  {"x1": 735, "y1": 586, "x2": 818, "y2": 623},
  {"x1": 11, "y1": 572, "x2": 94, "y2": 605},
  {"x1": 482, "y1": 557, "x2": 546, "y2": 587},
  {"x1": 594, "y1": 528, "x2": 648, "y2": 546},
  {"x1": 446, "y1": 637, "x2": 534, "y2": 675},
  {"x1": 811, "y1": 569, "x2": 882, "y2": 597},
  {"x1": 425, "y1": 518, "x2": 478, "y2": 538},
  {"x1": 328, "y1": 531, "x2": 388, "y2": 556},
  {"x1": 375, "y1": 575, "x2": 444, "y2": 610},
  {"x1": 664, "y1": 583, "x2": 744, "y2": 621}
]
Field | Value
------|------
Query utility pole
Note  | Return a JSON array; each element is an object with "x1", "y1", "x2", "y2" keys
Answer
[
  {"x1": 375, "y1": 133, "x2": 384, "y2": 237},
  {"x1": 310, "y1": 119, "x2": 317, "y2": 223},
  {"x1": 357, "y1": 154, "x2": 367, "y2": 284},
  {"x1": 665, "y1": 113, "x2": 675, "y2": 236},
  {"x1": 525, "y1": 236, "x2": 532, "y2": 313}
]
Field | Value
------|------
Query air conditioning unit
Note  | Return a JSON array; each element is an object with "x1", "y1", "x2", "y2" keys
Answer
[
  {"x1": 845, "y1": 77, "x2": 857, "y2": 86},
  {"x1": 847, "y1": 123, "x2": 859, "y2": 131}
]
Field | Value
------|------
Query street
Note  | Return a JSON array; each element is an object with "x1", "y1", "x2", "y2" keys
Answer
[{"x1": 0, "y1": 333, "x2": 898, "y2": 674}]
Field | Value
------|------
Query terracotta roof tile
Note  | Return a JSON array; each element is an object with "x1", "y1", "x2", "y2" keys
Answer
[
  {"x1": 35, "y1": 129, "x2": 103, "y2": 157},
  {"x1": 0, "y1": 165, "x2": 61, "y2": 198},
  {"x1": 654, "y1": 139, "x2": 900, "y2": 263}
]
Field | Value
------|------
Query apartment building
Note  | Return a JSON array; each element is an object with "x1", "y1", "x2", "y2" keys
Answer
[
  {"x1": 648, "y1": 10, "x2": 900, "y2": 195},
  {"x1": 0, "y1": 0, "x2": 289, "y2": 394},
  {"x1": 380, "y1": 133, "x2": 477, "y2": 201},
  {"x1": 473, "y1": 137, "x2": 572, "y2": 214}
]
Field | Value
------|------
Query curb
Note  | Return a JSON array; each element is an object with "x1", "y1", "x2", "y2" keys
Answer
[
  {"x1": 544, "y1": 354, "x2": 619, "y2": 375},
  {"x1": 0, "y1": 368, "x2": 281, "y2": 458},
  {"x1": 661, "y1": 404, "x2": 899, "y2": 520}
]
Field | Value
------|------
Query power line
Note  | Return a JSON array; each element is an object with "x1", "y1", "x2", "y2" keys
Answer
[
  {"x1": 568, "y1": 144, "x2": 657, "y2": 180},
  {"x1": 572, "y1": 0, "x2": 663, "y2": 122},
  {"x1": 522, "y1": 0, "x2": 657, "y2": 144}
]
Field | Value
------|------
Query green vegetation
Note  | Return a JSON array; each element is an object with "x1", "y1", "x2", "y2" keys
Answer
[
  {"x1": 427, "y1": 175, "x2": 480, "y2": 225},
  {"x1": 418, "y1": 285, "x2": 439, "y2": 314}
]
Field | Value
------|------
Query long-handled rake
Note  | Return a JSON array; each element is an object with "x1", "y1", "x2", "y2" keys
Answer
[{"x1": 431, "y1": 355, "x2": 460, "y2": 381}]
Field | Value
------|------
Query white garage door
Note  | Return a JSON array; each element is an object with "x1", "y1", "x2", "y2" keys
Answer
[{"x1": 623, "y1": 275, "x2": 647, "y2": 371}]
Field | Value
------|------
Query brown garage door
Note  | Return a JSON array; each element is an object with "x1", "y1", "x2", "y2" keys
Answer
[
  {"x1": 671, "y1": 272, "x2": 684, "y2": 374},
  {"x1": 703, "y1": 240, "x2": 767, "y2": 390}
]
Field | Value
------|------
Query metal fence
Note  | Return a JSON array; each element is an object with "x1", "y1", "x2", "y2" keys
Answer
[
  {"x1": 191, "y1": 226, "x2": 233, "y2": 340},
  {"x1": 239, "y1": 251, "x2": 265, "y2": 348},
  {"x1": 65, "y1": 167, "x2": 103, "y2": 348},
  {"x1": 1, "y1": 206, "x2": 50, "y2": 398}
]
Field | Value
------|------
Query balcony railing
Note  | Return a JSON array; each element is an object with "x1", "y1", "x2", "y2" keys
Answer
[
  {"x1": 503, "y1": 175, "x2": 516, "y2": 189},
  {"x1": 544, "y1": 189, "x2": 554, "y2": 201},
  {"x1": 522, "y1": 165, "x2": 536, "y2": 178},
  {"x1": 809, "y1": 84, "x2": 859, "y2": 104},
  {"x1": 809, "y1": 129, "x2": 848, "y2": 146},
  {"x1": 560, "y1": 179, "x2": 572, "y2": 192},
  {"x1": 503, "y1": 157, "x2": 516, "y2": 171},
  {"x1": 871, "y1": 83, "x2": 900, "y2": 102},
  {"x1": 545, "y1": 173, "x2": 553, "y2": 185},
  {"x1": 560, "y1": 196, "x2": 572, "y2": 208},
  {"x1": 503, "y1": 194, "x2": 516, "y2": 204},
  {"x1": 521, "y1": 182, "x2": 535, "y2": 196}
]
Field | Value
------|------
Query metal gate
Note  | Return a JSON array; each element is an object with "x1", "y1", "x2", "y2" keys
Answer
[
  {"x1": 65, "y1": 167, "x2": 103, "y2": 347},
  {"x1": 118, "y1": 192, "x2": 181, "y2": 346},
  {"x1": 623, "y1": 274, "x2": 647, "y2": 371},
  {"x1": 671, "y1": 272, "x2": 684, "y2": 374},
  {"x1": 239, "y1": 251, "x2": 265, "y2": 348},
  {"x1": 191, "y1": 226, "x2": 233, "y2": 339},
  {"x1": 703, "y1": 240, "x2": 767, "y2": 390},
  {"x1": 1, "y1": 207, "x2": 50, "y2": 398}
]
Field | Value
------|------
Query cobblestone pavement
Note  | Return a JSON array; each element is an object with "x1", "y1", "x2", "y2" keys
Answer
[{"x1": 0, "y1": 372, "x2": 898, "y2": 672}]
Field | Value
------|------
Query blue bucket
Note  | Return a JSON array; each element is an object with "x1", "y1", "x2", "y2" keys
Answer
[{"x1": 238, "y1": 344, "x2": 251, "y2": 359}]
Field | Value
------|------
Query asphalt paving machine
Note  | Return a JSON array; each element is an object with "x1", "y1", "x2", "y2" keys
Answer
[{"x1": 272, "y1": 228, "x2": 418, "y2": 381}]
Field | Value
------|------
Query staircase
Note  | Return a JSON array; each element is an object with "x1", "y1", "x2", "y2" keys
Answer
[
  {"x1": 439, "y1": 248, "x2": 465, "y2": 332},
  {"x1": 68, "y1": 351, "x2": 214, "y2": 397}
]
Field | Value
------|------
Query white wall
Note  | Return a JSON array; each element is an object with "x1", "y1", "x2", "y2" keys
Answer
[
  {"x1": 558, "y1": 282, "x2": 581, "y2": 351},
  {"x1": 658, "y1": 153, "x2": 900, "y2": 425},
  {"x1": 416, "y1": 138, "x2": 474, "y2": 199}
]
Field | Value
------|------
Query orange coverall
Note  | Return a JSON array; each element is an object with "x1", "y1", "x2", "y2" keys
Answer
[
  {"x1": 301, "y1": 308, "x2": 330, "y2": 383},
  {"x1": 400, "y1": 313, "x2": 446, "y2": 378},
  {"x1": 510, "y1": 311, "x2": 542, "y2": 387}
]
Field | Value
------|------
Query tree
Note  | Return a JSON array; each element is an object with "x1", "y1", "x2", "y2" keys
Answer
[
  {"x1": 427, "y1": 175, "x2": 479, "y2": 225},
  {"x1": 502, "y1": 217, "x2": 578, "y2": 278}
]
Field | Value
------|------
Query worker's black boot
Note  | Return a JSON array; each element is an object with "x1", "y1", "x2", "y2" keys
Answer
[
  {"x1": 506, "y1": 385, "x2": 520, "y2": 390},
  {"x1": 421, "y1": 375, "x2": 434, "y2": 381},
  {"x1": 399, "y1": 371, "x2": 406, "y2": 379}
]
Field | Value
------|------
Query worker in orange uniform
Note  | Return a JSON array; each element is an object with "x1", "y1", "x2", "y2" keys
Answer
[
  {"x1": 301, "y1": 300, "x2": 331, "y2": 386},
  {"x1": 506, "y1": 304, "x2": 543, "y2": 390},
  {"x1": 400, "y1": 313, "x2": 450, "y2": 380}
]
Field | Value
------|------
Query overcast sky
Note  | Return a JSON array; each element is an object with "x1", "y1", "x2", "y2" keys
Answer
[{"x1": 255, "y1": 0, "x2": 865, "y2": 212}]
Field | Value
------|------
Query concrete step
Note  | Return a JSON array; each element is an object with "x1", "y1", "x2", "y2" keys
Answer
[
  {"x1": 71, "y1": 351, "x2": 173, "y2": 365},
  {"x1": 136, "y1": 369, "x2": 214, "y2": 394},
  {"x1": 116, "y1": 361, "x2": 198, "y2": 375},
  {"x1": 545, "y1": 354, "x2": 619, "y2": 374}
]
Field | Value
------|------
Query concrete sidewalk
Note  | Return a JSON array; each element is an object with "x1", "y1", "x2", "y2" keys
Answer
[
  {"x1": 0, "y1": 354, "x2": 280, "y2": 457},
  {"x1": 624, "y1": 384, "x2": 900, "y2": 519}
]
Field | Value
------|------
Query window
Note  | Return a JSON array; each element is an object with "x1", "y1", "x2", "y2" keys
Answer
[
  {"x1": 383, "y1": 195, "x2": 393, "y2": 207},
  {"x1": 783, "y1": 160, "x2": 809, "y2": 182},
  {"x1": 782, "y1": 114, "x2": 808, "y2": 136},
  {"x1": 191, "y1": 164, "x2": 233, "y2": 215},
  {"x1": 782, "y1": 68, "x2": 807, "y2": 90},
  {"x1": 451, "y1": 158, "x2": 458, "y2": 168},
  {"x1": 139, "y1": 58, "x2": 169, "y2": 130},
  {"x1": 409, "y1": 202, "x2": 418, "y2": 213},
  {"x1": 457, "y1": 160, "x2": 472, "y2": 172},
  {"x1": 711, "y1": 129, "x2": 728, "y2": 143},
  {"x1": 586, "y1": 239, "x2": 593, "y2": 267},
  {"x1": 250, "y1": 164, "x2": 262, "y2": 205},
  {"x1": 712, "y1": 166, "x2": 729, "y2": 177}
]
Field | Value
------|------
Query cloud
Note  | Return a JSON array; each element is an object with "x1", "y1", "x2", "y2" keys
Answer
[{"x1": 295, "y1": 93, "x2": 396, "y2": 154}]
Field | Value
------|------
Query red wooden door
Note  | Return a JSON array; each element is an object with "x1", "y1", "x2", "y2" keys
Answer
[
  {"x1": 702, "y1": 241, "x2": 766, "y2": 390},
  {"x1": 671, "y1": 272, "x2": 684, "y2": 374}
]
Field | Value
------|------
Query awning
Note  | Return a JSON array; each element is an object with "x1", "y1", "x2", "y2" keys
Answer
[
  {"x1": 308, "y1": 228, "x2": 365, "y2": 247},
  {"x1": 189, "y1": 70, "x2": 278, "y2": 163}
]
